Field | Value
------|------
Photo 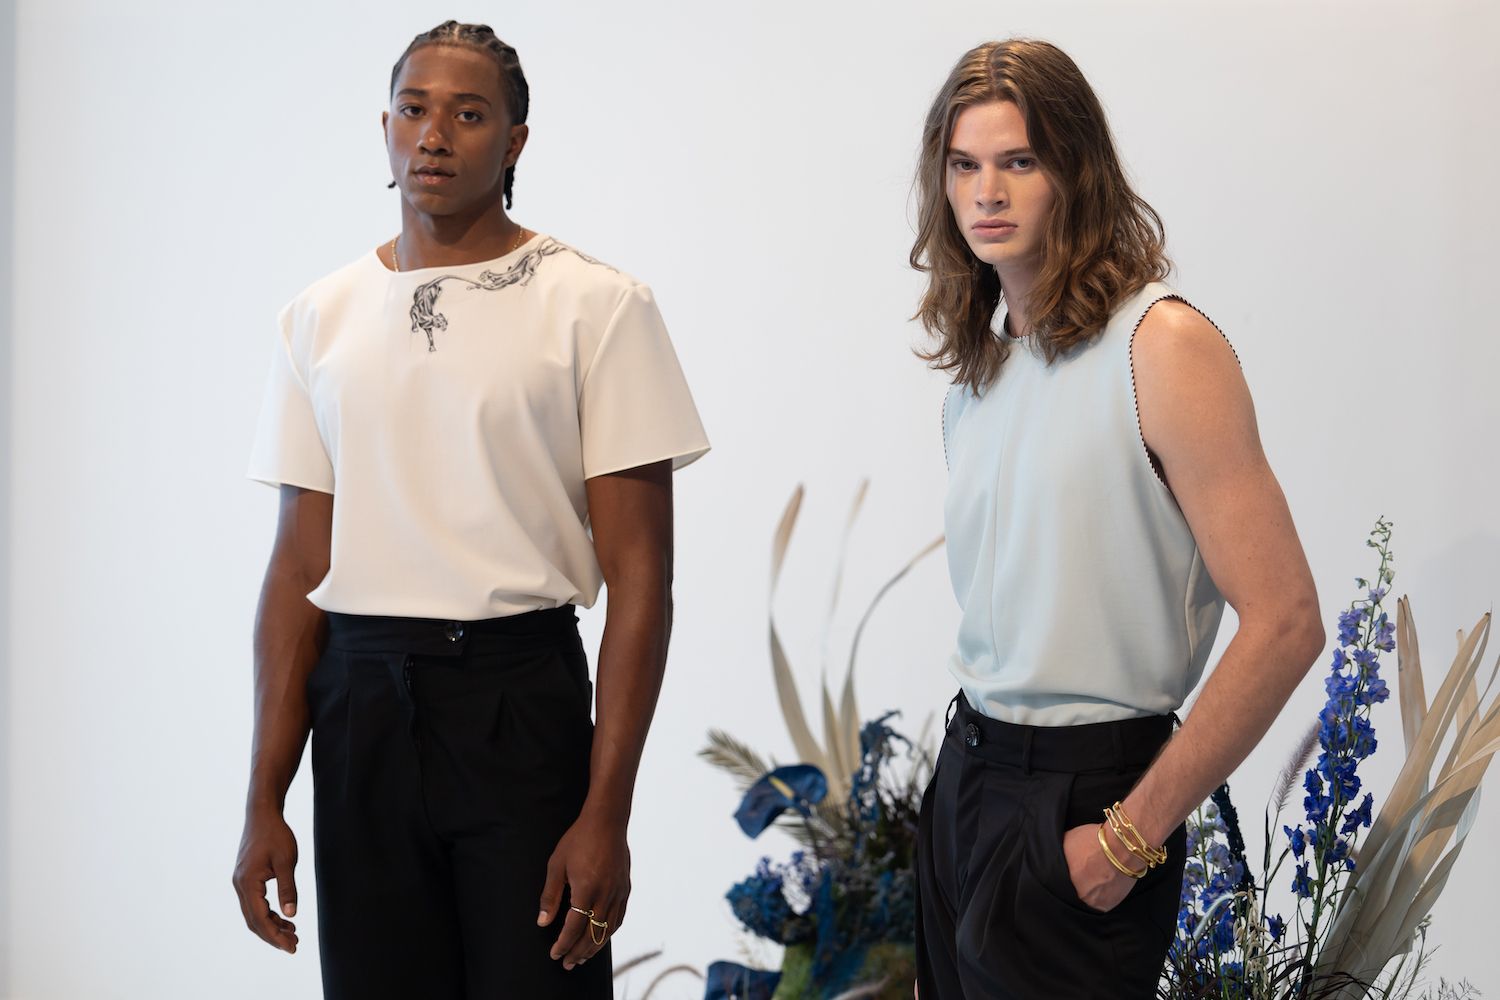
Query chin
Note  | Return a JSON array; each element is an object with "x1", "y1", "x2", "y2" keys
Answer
[{"x1": 404, "y1": 191, "x2": 464, "y2": 215}]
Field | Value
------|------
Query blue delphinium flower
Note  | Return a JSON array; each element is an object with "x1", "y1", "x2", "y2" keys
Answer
[
  {"x1": 1292, "y1": 864, "x2": 1313, "y2": 898},
  {"x1": 1268, "y1": 914, "x2": 1286, "y2": 943},
  {"x1": 1303, "y1": 770, "x2": 1330, "y2": 824},
  {"x1": 1325, "y1": 671, "x2": 1357, "y2": 700},
  {"x1": 1328, "y1": 757, "x2": 1361, "y2": 800},
  {"x1": 1210, "y1": 906, "x2": 1237, "y2": 951},
  {"x1": 1340, "y1": 792, "x2": 1373, "y2": 835},
  {"x1": 1336, "y1": 608, "x2": 1363, "y2": 646},
  {"x1": 1375, "y1": 614, "x2": 1396, "y2": 651},
  {"x1": 1285, "y1": 825, "x2": 1307, "y2": 859}
]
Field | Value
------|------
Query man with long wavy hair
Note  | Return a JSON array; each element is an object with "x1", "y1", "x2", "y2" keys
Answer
[{"x1": 911, "y1": 40, "x2": 1324, "y2": 998}]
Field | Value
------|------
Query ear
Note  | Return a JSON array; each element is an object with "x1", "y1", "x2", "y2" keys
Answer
[
  {"x1": 504, "y1": 123, "x2": 530, "y2": 169},
  {"x1": 381, "y1": 110, "x2": 390, "y2": 141}
]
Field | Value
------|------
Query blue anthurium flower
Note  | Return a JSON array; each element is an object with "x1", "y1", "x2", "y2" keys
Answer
[
  {"x1": 703, "y1": 962, "x2": 781, "y2": 1000},
  {"x1": 734, "y1": 765, "x2": 828, "y2": 839}
]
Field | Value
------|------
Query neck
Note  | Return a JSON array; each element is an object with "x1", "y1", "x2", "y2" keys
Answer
[
  {"x1": 995, "y1": 258, "x2": 1041, "y2": 338},
  {"x1": 397, "y1": 196, "x2": 524, "y2": 269}
]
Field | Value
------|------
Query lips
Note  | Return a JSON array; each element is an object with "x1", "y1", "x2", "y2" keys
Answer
[
  {"x1": 972, "y1": 220, "x2": 1017, "y2": 239},
  {"x1": 413, "y1": 165, "x2": 455, "y2": 185}
]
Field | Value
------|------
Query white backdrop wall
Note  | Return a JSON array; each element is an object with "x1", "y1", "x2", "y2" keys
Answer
[{"x1": 7, "y1": 1, "x2": 1499, "y2": 996}]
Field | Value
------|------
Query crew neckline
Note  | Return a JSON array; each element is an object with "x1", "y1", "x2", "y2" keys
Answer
[{"x1": 377, "y1": 232, "x2": 544, "y2": 275}]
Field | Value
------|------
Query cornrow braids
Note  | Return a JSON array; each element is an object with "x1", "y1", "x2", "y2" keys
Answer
[{"x1": 390, "y1": 21, "x2": 530, "y2": 209}]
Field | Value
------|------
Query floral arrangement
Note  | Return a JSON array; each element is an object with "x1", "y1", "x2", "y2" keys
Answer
[
  {"x1": 700, "y1": 484, "x2": 940, "y2": 1000},
  {"x1": 1162, "y1": 520, "x2": 1495, "y2": 999}
]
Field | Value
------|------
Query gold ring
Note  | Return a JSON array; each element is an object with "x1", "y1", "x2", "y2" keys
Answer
[{"x1": 569, "y1": 905, "x2": 609, "y2": 945}]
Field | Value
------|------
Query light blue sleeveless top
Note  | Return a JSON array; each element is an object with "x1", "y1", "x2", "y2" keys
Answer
[{"x1": 942, "y1": 281, "x2": 1226, "y2": 726}]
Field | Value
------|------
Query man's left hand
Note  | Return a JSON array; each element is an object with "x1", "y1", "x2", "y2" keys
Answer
[
  {"x1": 538, "y1": 806, "x2": 631, "y2": 970},
  {"x1": 1062, "y1": 823, "x2": 1139, "y2": 912}
]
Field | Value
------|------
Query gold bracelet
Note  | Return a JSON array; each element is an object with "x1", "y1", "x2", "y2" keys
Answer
[
  {"x1": 1105, "y1": 806, "x2": 1166, "y2": 867},
  {"x1": 1105, "y1": 803, "x2": 1168, "y2": 867},
  {"x1": 1098, "y1": 824, "x2": 1147, "y2": 879}
]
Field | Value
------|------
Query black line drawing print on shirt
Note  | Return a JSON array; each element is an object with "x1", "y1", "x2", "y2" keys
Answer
[{"x1": 408, "y1": 237, "x2": 615, "y2": 352}]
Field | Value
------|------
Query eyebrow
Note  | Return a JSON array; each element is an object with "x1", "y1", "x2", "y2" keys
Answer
[
  {"x1": 395, "y1": 87, "x2": 493, "y2": 107},
  {"x1": 948, "y1": 146, "x2": 1035, "y2": 159}
]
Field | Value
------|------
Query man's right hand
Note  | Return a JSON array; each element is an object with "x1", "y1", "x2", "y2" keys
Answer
[{"x1": 233, "y1": 808, "x2": 301, "y2": 953}]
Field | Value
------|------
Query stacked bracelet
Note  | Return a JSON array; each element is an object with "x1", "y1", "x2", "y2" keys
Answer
[
  {"x1": 1103, "y1": 802, "x2": 1168, "y2": 869},
  {"x1": 1097, "y1": 824, "x2": 1147, "y2": 878}
]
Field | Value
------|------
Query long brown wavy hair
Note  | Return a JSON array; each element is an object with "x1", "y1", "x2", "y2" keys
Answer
[{"x1": 912, "y1": 40, "x2": 1171, "y2": 392}]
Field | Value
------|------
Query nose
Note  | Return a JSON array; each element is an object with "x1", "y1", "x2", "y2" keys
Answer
[
  {"x1": 977, "y1": 166, "x2": 1008, "y2": 209},
  {"x1": 419, "y1": 123, "x2": 451, "y2": 157}
]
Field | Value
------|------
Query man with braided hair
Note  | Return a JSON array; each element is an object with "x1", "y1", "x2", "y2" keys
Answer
[{"x1": 231, "y1": 22, "x2": 708, "y2": 999}]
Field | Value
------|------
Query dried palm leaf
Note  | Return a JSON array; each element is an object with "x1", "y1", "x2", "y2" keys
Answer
[
  {"x1": 767, "y1": 484, "x2": 946, "y2": 807},
  {"x1": 823, "y1": 680, "x2": 848, "y2": 784},
  {"x1": 771, "y1": 626, "x2": 829, "y2": 777},
  {"x1": 821, "y1": 478, "x2": 870, "y2": 671},
  {"x1": 1397, "y1": 596, "x2": 1427, "y2": 757},
  {"x1": 699, "y1": 729, "x2": 773, "y2": 790},
  {"x1": 769, "y1": 486, "x2": 831, "y2": 778},
  {"x1": 1319, "y1": 607, "x2": 1500, "y2": 993},
  {"x1": 840, "y1": 533, "x2": 946, "y2": 780},
  {"x1": 1346, "y1": 611, "x2": 1488, "y2": 883}
]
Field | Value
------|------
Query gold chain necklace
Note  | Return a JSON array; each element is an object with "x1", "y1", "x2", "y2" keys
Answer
[{"x1": 389, "y1": 224, "x2": 526, "y2": 273}]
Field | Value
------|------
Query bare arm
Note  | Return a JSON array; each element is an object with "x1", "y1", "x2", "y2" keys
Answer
[
  {"x1": 1065, "y1": 300, "x2": 1325, "y2": 911},
  {"x1": 540, "y1": 459, "x2": 673, "y2": 968},
  {"x1": 231, "y1": 485, "x2": 332, "y2": 952}
]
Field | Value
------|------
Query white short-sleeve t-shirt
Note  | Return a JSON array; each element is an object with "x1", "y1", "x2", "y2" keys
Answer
[{"x1": 247, "y1": 235, "x2": 710, "y2": 621}]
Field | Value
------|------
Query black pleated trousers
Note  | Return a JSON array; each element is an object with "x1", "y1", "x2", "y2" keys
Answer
[
  {"x1": 915, "y1": 694, "x2": 1185, "y2": 1000},
  {"x1": 306, "y1": 607, "x2": 612, "y2": 1000}
]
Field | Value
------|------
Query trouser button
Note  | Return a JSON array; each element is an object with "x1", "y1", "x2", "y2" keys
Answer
[
  {"x1": 444, "y1": 622, "x2": 465, "y2": 641},
  {"x1": 965, "y1": 723, "x2": 982, "y2": 748}
]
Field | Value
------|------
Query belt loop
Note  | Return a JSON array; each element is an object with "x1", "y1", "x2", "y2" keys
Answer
[
  {"x1": 1111, "y1": 722, "x2": 1126, "y2": 773},
  {"x1": 945, "y1": 692, "x2": 961, "y2": 731},
  {"x1": 1021, "y1": 729, "x2": 1034, "y2": 775}
]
